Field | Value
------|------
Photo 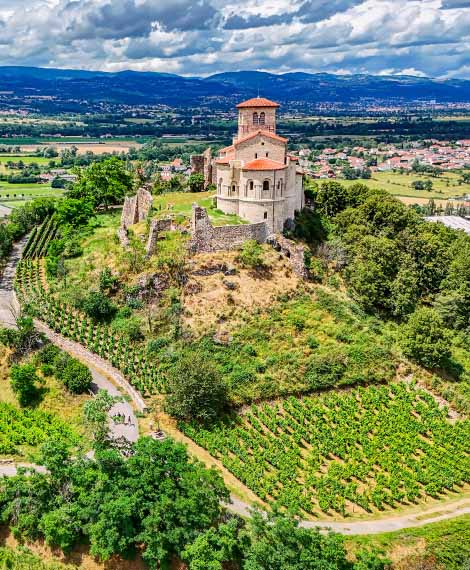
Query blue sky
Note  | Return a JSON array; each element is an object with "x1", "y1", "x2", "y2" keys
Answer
[{"x1": 0, "y1": 0, "x2": 468, "y2": 78}]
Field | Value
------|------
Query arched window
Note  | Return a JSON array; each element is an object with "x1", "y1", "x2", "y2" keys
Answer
[
  {"x1": 253, "y1": 112, "x2": 259, "y2": 125},
  {"x1": 259, "y1": 112, "x2": 265, "y2": 125},
  {"x1": 232, "y1": 184, "x2": 236, "y2": 194},
  {"x1": 263, "y1": 180, "x2": 270, "y2": 191},
  {"x1": 249, "y1": 180, "x2": 254, "y2": 190}
]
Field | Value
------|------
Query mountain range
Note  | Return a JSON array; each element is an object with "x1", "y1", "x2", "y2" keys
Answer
[{"x1": 0, "y1": 66, "x2": 469, "y2": 109}]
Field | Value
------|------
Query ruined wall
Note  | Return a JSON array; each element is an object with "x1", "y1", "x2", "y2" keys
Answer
[
  {"x1": 191, "y1": 148, "x2": 213, "y2": 188},
  {"x1": 189, "y1": 205, "x2": 268, "y2": 254},
  {"x1": 120, "y1": 187, "x2": 153, "y2": 228},
  {"x1": 268, "y1": 234, "x2": 309, "y2": 279},
  {"x1": 145, "y1": 218, "x2": 173, "y2": 256}
]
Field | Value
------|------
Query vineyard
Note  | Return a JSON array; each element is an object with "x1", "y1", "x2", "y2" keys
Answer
[
  {"x1": 15, "y1": 218, "x2": 162, "y2": 397},
  {"x1": 181, "y1": 382, "x2": 470, "y2": 518},
  {"x1": 0, "y1": 402, "x2": 78, "y2": 456}
]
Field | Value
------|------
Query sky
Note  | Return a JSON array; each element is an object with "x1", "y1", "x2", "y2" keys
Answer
[{"x1": 0, "y1": 0, "x2": 469, "y2": 78}]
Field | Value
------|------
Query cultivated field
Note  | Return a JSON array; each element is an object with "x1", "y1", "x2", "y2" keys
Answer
[
  {"x1": 182, "y1": 382, "x2": 469, "y2": 520},
  {"x1": 338, "y1": 171, "x2": 470, "y2": 200}
]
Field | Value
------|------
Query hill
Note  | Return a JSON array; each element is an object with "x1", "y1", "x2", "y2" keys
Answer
[{"x1": 0, "y1": 66, "x2": 469, "y2": 111}]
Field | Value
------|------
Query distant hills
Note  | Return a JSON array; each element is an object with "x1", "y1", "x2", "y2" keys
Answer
[{"x1": 0, "y1": 66, "x2": 469, "y2": 110}]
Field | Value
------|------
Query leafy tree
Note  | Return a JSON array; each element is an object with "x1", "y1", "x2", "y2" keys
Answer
[
  {"x1": 60, "y1": 359, "x2": 92, "y2": 394},
  {"x1": 460, "y1": 172, "x2": 470, "y2": 184},
  {"x1": 68, "y1": 157, "x2": 133, "y2": 210},
  {"x1": 400, "y1": 307, "x2": 451, "y2": 368},
  {"x1": 314, "y1": 181, "x2": 349, "y2": 216},
  {"x1": 237, "y1": 240, "x2": 265, "y2": 269},
  {"x1": 165, "y1": 351, "x2": 228, "y2": 422},
  {"x1": 188, "y1": 173, "x2": 205, "y2": 193},
  {"x1": 80, "y1": 290, "x2": 117, "y2": 322},
  {"x1": 0, "y1": 316, "x2": 43, "y2": 359},
  {"x1": 55, "y1": 198, "x2": 94, "y2": 227},
  {"x1": 240, "y1": 510, "x2": 381, "y2": 570},
  {"x1": 10, "y1": 363, "x2": 41, "y2": 406},
  {"x1": 83, "y1": 389, "x2": 121, "y2": 448},
  {"x1": 183, "y1": 518, "x2": 242, "y2": 570}
]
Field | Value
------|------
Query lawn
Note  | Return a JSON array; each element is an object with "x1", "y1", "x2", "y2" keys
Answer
[
  {"x1": 0, "y1": 183, "x2": 63, "y2": 205},
  {"x1": 181, "y1": 382, "x2": 470, "y2": 519},
  {"x1": 338, "y1": 170, "x2": 470, "y2": 200},
  {"x1": 153, "y1": 191, "x2": 247, "y2": 225}
]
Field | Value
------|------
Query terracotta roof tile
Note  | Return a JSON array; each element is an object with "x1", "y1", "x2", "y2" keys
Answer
[
  {"x1": 235, "y1": 130, "x2": 287, "y2": 146},
  {"x1": 236, "y1": 97, "x2": 280, "y2": 108},
  {"x1": 242, "y1": 158, "x2": 287, "y2": 171}
]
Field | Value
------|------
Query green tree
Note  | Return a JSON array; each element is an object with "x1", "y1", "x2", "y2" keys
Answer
[
  {"x1": 188, "y1": 173, "x2": 205, "y2": 193},
  {"x1": 68, "y1": 157, "x2": 133, "y2": 210},
  {"x1": 10, "y1": 363, "x2": 41, "y2": 406},
  {"x1": 81, "y1": 290, "x2": 117, "y2": 322},
  {"x1": 315, "y1": 181, "x2": 349, "y2": 216},
  {"x1": 55, "y1": 198, "x2": 94, "y2": 227},
  {"x1": 83, "y1": 389, "x2": 121, "y2": 448},
  {"x1": 165, "y1": 351, "x2": 228, "y2": 422},
  {"x1": 60, "y1": 359, "x2": 92, "y2": 394},
  {"x1": 400, "y1": 307, "x2": 451, "y2": 368}
]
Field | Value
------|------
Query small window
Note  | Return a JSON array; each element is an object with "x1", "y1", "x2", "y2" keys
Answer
[
  {"x1": 255, "y1": 153, "x2": 258, "y2": 159},
  {"x1": 266, "y1": 152, "x2": 269, "y2": 157},
  {"x1": 263, "y1": 180, "x2": 270, "y2": 191},
  {"x1": 259, "y1": 112, "x2": 265, "y2": 125},
  {"x1": 253, "y1": 112, "x2": 259, "y2": 125},
  {"x1": 249, "y1": 181, "x2": 254, "y2": 190},
  {"x1": 232, "y1": 185, "x2": 236, "y2": 193},
  {"x1": 264, "y1": 212, "x2": 268, "y2": 219}
]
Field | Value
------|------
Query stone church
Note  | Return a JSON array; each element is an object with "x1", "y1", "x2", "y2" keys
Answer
[{"x1": 214, "y1": 97, "x2": 304, "y2": 233}]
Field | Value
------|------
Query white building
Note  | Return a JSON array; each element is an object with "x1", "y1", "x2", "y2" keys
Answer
[{"x1": 214, "y1": 97, "x2": 304, "y2": 233}]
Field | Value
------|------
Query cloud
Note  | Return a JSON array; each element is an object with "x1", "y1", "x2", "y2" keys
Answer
[{"x1": 0, "y1": 0, "x2": 467, "y2": 78}]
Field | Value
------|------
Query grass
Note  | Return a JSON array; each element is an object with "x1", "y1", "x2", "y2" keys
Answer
[
  {"x1": 0, "y1": 547, "x2": 75, "y2": 570},
  {"x1": 0, "y1": 347, "x2": 90, "y2": 458},
  {"x1": 185, "y1": 287, "x2": 398, "y2": 405},
  {"x1": 153, "y1": 191, "x2": 247, "y2": 225},
  {"x1": 348, "y1": 514, "x2": 470, "y2": 570},
  {"x1": 338, "y1": 171, "x2": 470, "y2": 200}
]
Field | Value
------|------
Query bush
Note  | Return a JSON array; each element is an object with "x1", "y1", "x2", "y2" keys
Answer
[
  {"x1": 400, "y1": 307, "x2": 451, "y2": 368},
  {"x1": 36, "y1": 343, "x2": 61, "y2": 365},
  {"x1": 10, "y1": 364, "x2": 41, "y2": 406},
  {"x1": 60, "y1": 359, "x2": 92, "y2": 394},
  {"x1": 306, "y1": 349, "x2": 348, "y2": 389},
  {"x1": 237, "y1": 240, "x2": 265, "y2": 269},
  {"x1": 165, "y1": 351, "x2": 228, "y2": 422},
  {"x1": 81, "y1": 291, "x2": 117, "y2": 322}
]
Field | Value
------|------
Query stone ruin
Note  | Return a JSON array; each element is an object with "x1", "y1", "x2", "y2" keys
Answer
[
  {"x1": 121, "y1": 186, "x2": 153, "y2": 228},
  {"x1": 188, "y1": 204, "x2": 308, "y2": 278},
  {"x1": 190, "y1": 147, "x2": 214, "y2": 188},
  {"x1": 188, "y1": 204, "x2": 268, "y2": 254}
]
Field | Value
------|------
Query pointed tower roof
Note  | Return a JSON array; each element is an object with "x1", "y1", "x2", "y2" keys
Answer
[{"x1": 236, "y1": 97, "x2": 280, "y2": 108}]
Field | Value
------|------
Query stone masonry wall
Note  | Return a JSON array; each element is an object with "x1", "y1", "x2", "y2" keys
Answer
[
  {"x1": 145, "y1": 218, "x2": 172, "y2": 256},
  {"x1": 121, "y1": 187, "x2": 153, "y2": 228},
  {"x1": 189, "y1": 205, "x2": 268, "y2": 254},
  {"x1": 268, "y1": 234, "x2": 309, "y2": 279}
]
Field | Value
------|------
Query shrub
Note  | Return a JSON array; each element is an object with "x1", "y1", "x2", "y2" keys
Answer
[
  {"x1": 10, "y1": 364, "x2": 41, "y2": 406},
  {"x1": 36, "y1": 343, "x2": 61, "y2": 365},
  {"x1": 400, "y1": 307, "x2": 451, "y2": 368},
  {"x1": 237, "y1": 240, "x2": 265, "y2": 269},
  {"x1": 165, "y1": 351, "x2": 228, "y2": 422},
  {"x1": 60, "y1": 359, "x2": 92, "y2": 394},
  {"x1": 81, "y1": 291, "x2": 117, "y2": 322},
  {"x1": 306, "y1": 349, "x2": 348, "y2": 389}
]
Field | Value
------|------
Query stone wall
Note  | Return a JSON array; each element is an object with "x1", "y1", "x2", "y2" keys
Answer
[
  {"x1": 189, "y1": 205, "x2": 268, "y2": 254},
  {"x1": 145, "y1": 218, "x2": 173, "y2": 256},
  {"x1": 121, "y1": 187, "x2": 153, "y2": 228},
  {"x1": 190, "y1": 148, "x2": 213, "y2": 188},
  {"x1": 267, "y1": 234, "x2": 309, "y2": 279}
]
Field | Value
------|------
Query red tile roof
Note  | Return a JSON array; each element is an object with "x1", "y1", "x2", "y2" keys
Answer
[
  {"x1": 215, "y1": 157, "x2": 231, "y2": 165},
  {"x1": 219, "y1": 144, "x2": 234, "y2": 153},
  {"x1": 236, "y1": 97, "x2": 280, "y2": 108},
  {"x1": 235, "y1": 130, "x2": 287, "y2": 146},
  {"x1": 242, "y1": 158, "x2": 287, "y2": 171}
]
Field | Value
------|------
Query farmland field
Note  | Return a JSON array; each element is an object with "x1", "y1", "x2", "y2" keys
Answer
[
  {"x1": 338, "y1": 171, "x2": 470, "y2": 200},
  {"x1": 0, "y1": 182, "x2": 63, "y2": 206},
  {"x1": 181, "y1": 382, "x2": 470, "y2": 519}
]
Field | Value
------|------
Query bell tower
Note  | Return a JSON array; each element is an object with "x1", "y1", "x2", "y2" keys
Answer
[{"x1": 236, "y1": 97, "x2": 280, "y2": 140}]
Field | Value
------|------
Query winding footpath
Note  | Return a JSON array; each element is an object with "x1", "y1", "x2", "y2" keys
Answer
[{"x1": 1, "y1": 238, "x2": 469, "y2": 536}]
